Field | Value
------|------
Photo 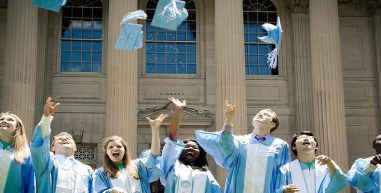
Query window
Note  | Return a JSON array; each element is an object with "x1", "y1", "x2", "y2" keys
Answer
[
  {"x1": 60, "y1": 0, "x2": 103, "y2": 73},
  {"x1": 145, "y1": 0, "x2": 196, "y2": 74},
  {"x1": 243, "y1": 0, "x2": 278, "y2": 75}
]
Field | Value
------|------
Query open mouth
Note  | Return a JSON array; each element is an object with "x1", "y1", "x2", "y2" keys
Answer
[
  {"x1": 302, "y1": 142, "x2": 310, "y2": 145},
  {"x1": 0, "y1": 123, "x2": 9, "y2": 127},
  {"x1": 112, "y1": 152, "x2": 120, "y2": 158}
]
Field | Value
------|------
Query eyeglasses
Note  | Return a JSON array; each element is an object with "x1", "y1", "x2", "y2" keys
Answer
[{"x1": 298, "y1": 135, "x2": 314, "y2": 139}]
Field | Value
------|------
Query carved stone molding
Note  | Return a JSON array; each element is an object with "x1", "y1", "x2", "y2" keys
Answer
[
  {"x1": 288, "y1": 0, "x2": 309, "y2": 13},
  {"x1": 368, "y1": 0, "x2": 381, "y2": 15},
  {"x1": 138, "y1": 103, "x2": 213, "y2": 119},
  {"x1": 338, "y1": 0, "x2": 355, "y2": 3}
]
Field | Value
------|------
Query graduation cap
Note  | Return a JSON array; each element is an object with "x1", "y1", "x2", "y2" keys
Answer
[
  {"x1": 258, "y1": 17, "x2": 283, "y2": 69},
  {"x1": 115, "y1": 10, "x2": 147, "y2": 51},
  {"x1": 151, "y1": 0, "x2": 188, "y2": 31},
  {"x1": 32, "y1": 0, "x2": 68, "y2": 12}
]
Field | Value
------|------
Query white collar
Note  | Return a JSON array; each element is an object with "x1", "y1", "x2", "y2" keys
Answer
[{"x1": 55, "y1": 154, "x2": 76, "y2": 163}]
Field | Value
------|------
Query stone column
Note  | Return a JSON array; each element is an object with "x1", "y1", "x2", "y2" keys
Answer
[
  {"x1": 215, "y1": 0, "x2": 247, "y2": 185},
  {"x1": 309, "y1": 0, "x2": 348, "y2": 169},
  {"x1": 3, "y1": 0, "x2": 38, "y2": 139},
  {"x1": 289, "y1": 0, "x2": 314, "y2": 132},
  {"x1": 106, "y1": 0, "x2": 138, "y2": 157},
  {"x1": 368, "y1": 0, "x2": 381, "y2": 126}
]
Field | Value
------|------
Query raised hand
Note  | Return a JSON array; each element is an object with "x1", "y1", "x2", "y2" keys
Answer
[
  {"x1": 371, "y1": 154, "x2": 381, "y2": 165},
  {"x1": 169, "y1": 97, "x2": 186, "y2": 109},
  {"x1": 146, "y1": 114, "x2": 168, "y2": 130},
  {"x1": 316, "y1": 155, "x2": 337, "y2": 176},
  {"x1": 44, "y1": 97, "x2": 60, "y2": 117},
  {"x1": 283, "y1": 184, "x2": 299, "y2": 193},
  {"x1": 316, "y1": 155, "x2": 332, "y2": 166},
  {"x1": 224, "y1": 100, "x2": 236, "y2": 125}
]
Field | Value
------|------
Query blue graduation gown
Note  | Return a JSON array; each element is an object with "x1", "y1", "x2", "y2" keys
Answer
[
  {"x1": 0, "y1": 143, "x2": 35, "y2": 193},
  {"x1": 94, "y1": 150, "x2": 162, "y2": 193},
  {"x1": 348, "y1": 157, "x2": 381, "y2": 193},
  {"x1": 30, "y1": 116, "x2": 94, "y2": 193},
  {"x1": 195, "y1": 125, "x2": 290, "y2": 193},
  {"x1": 158, "y1": 138, "x2": 222, "y2": 193},
  {"x1": 276, "y1": 160, "x2": 348, "y2": 193}
]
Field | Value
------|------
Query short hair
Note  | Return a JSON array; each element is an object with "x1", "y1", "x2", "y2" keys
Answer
[
  {"x1": 51, "y1": 132, "x2": 77, "y2": 151},
  {"x1": 252, "y1": 109, "x2": 280, "y2": 133},
  {"x1": 178, "y1": 138, "x2": 209, "y2": 171},
  {"x1": 290, "y1": 131, "x2": 318, "y2": 156},
  {"x1": 372, "y1": 135, "x2": 381, "y2": 149}
]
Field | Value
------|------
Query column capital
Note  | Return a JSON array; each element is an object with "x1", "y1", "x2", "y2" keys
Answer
[
  {"x1": 288, "y1": 0, "x2": 309, "y2": 13},
  {"x1": 368, "y1": 0, "x2": 381, "y2": 15}
]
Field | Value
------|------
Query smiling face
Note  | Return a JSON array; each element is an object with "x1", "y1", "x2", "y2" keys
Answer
[
  {"x1": 51, "y1": 132, "x2": 76, "y2": 156},
  {"x1": 180, "y1": 140, "x2": 201, "y2": 164},
  {"x1": 106, "y1": 140, "x2": 126, "y2": 164},
  {"x1": 294, "y1": 135, "x2": 318, "y2": 157},
  {"x1": 252, "y1": 109, "x2": 276, "y2": 136},
  {"x1": 0, "y1": 114, "x2": 18, "y2": 136}
]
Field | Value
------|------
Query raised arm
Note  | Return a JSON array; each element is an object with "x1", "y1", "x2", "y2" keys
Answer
[
  {"x1": 167, "y1": 97, "x2": 186, "y2": 141},
  {"x1": 146, "y1": 114, "x2": 168, "y2": 157},
  {"x1": 30, "y1": 97, "x2": 60, "y2": 175}
]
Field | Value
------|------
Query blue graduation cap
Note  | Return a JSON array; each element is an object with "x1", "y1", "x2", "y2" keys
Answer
[
  {"x1": 32, "y1": 0, "x2": 68, "y2": 12},
  {"x1": 151, "y1": 0, "x2": 188, "y2": 31},
  {"x1": 258, "y1": 17, "x2": 283, "y2": 69},
  {"x1": 115, "y1": 10, "x2": 147, "y2": 51}
]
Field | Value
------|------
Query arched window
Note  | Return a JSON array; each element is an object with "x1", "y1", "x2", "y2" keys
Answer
[
  {"x1": 243, "y1": 0, "x2": 278, "y2": 75},
  {"x1": 60, "y1": 0, "x2": 103, "y2": 73},
  {"x1": 145, "y1": 0, "x2": 196, "y2": 74}
]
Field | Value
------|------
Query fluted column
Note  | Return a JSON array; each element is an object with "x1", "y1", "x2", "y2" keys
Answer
[
  {"x1": 106, "y1": 0, "x2": 138, "y2": 156},
  {"x1": 215, "y1": 0, "x2": 247, "y2": 185},
  {"x1": 289, "y1": 0, "x2": 314, "y2": 132},
  {"x1": 3, "y1": 0, "x2": 38, "y2": 139},
  {"x1": 35, "y1": 9, "x2": 49, "y2": 124},
  {"x1": 309, "y1": 0, "x2": 348, "y2": 169},
  {"x1": 368, "y1": 0, "x2": 381, "y2": 123}
]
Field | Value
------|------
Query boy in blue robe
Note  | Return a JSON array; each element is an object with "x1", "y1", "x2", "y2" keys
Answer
[
  {"x1": 276, "y1": 131, "x2": 348, "y2": 193},
  {"x1": 348, "y1": 134, "x2": 381, "y2": 192},
  {"x1": 0, "y1": 112, "x2": 35, "y2": 193},
  {"x1": 195, "y1": 100, "x2": 290, "y2": 193},
  {"x1": 31, "y1": 97, "x2": 94, "y2": 193},
  {"x1": 159, "y1": 97, "x2": 221, "y2": 193}
]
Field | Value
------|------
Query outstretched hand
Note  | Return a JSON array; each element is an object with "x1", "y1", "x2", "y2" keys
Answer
[
  {"x1": 44, "y1": 97, "x2": 60, "y2": 117},
  {"x1": 146, "y1": 114, "x2": 168, "y2": 130},
  {"x1": 169, "y1": 97, "x2": 186, "y2": 109},
  {"x1": 283, "y1": 184, "x2": 299, "y2": 193},
  {"x1": 316, "y1": 155, "x2": 333, "y2": 166},
  {"x1": 224, "y1": 100, "x2": 236, "y2": 125},
  {"x1": 371, "y1": 154, "x2": 381, "y2": 165}
]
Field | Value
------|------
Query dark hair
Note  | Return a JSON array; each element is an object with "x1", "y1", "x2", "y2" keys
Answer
[
  {"x1": 290, "y1": 131, "x2": 318, "y2": 156},
  {"x1": 178, "y1": 138, "x2": 209, "y2": 171},
  {"x1": 372, "y1": 135, "x2": 381, "y2": 149}
]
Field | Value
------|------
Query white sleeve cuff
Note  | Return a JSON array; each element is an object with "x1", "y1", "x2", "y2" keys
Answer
[
  {"x1": 362, "y1": 161, "x2": 378, "y2": 174},
  {"x1": 39, "y1": 115, "x2": 53, "y2": 136}
]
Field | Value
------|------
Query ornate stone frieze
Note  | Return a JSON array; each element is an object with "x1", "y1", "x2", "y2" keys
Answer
[
  {"x1": 138, "y1": 103, "x2": 213, "y2": 120},
  {"x1": 288, "y1": 0, "x2": 309, "y2": 13}
]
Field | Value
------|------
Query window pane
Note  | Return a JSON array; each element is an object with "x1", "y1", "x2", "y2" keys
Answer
[
  {"x1": 145, "y1": 0, "x2": 197, "y2": 75},
  {"x1": 60, "y1": 0, "x2": 103, "y2": 73},
  {"x1": 243, "y1": 0, "x2": 278, "y2": 75}
]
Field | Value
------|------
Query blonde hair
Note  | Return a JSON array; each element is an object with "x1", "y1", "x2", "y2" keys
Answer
[
  {"x1": 0, "y1": 112, "x2": 30, "y2": 163},
  {"x1": 102, "y1": 136, "x2": 139, "y2": 179}
]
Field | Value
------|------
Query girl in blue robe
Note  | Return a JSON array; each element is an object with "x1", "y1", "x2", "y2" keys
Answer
[
  {"x1": 0, "y1": 112, "x2": 35, "y2": 193},
  {"x1": 94, "y1": 114, "x2": 166, "y2": 193},
  {"x1": 159, "y1": 97, "x2": 221, "y2": 193}
]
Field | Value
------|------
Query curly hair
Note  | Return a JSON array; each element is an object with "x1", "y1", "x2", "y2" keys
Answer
[{"x1": 178, "y1": 138, "x2": 209, "y2": 171}]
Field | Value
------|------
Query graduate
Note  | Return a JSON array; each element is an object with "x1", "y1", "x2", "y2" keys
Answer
[
  {"x1": 195, "y1": 100, "x2": 290, "y2": 193},
  {"x1": 276, "y1": 131, "x2": 348, "y2": 193},
  {"x1": 94, "y1": 114, "x2": 166, "y2": 193},
  {"x1": 159, "y1": 97, "x2": 222, "y2": 193},
  {"x1": 0, "y1": 112, "x2": 35, "y2": 193},
  {"x1": 31, "y1": 97, "x2": 94, "y2": 193},
  {"x1": 347, "y1": 134, "x2": 381, "y2": 193}
]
